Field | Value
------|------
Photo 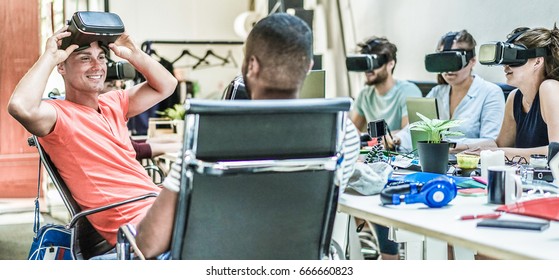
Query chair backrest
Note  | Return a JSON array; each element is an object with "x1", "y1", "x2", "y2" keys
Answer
[
  {"x1": 495, "y1": 82, "x2": 516, "y2": 100},
  {"x1": 28, "y1": 136, "x2": 113, "y2": 260},
  {"x1": 170, "y1": 98, "x2": 351, "y2": 259},
  {"x1": 409, "y1": 80, "x2": 438, "y2": 97}
]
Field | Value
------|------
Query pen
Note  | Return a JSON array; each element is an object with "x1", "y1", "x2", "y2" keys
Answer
[
  {"x1": 459, "y1": 213, "x2": 501, "y2": 220},
  {"x1": 471, "y1": 176, "x2": 487, "y2": 185}
]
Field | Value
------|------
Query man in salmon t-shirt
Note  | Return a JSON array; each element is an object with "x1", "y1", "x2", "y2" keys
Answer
[{"x1": 7, "y1": 25, "x2": 177, "y2": 247}]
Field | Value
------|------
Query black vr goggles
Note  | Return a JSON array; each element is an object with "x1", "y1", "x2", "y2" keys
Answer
[
  {"x1": 479, "y1": 30, "x2": 549, "y2": 67},
  {"x1": 424, "y1": 32, "x2": 475, "y2": 73},
  {"x1": 346, "y1": 54, "x2": 388, "y2": 72},
  {"x1": 61, "y1": 11, "x2": 124, "y2": 51},
  {"x1": 106, "y1": 60, "x2": 137, "y2": 81},
  {"x1": 346, "y1": 38, "x2": 390, "y2": 72}
]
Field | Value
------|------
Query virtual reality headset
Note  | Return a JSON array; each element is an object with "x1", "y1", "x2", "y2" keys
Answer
[
  {"x1": 61, "y1": 11, "x2": 125, "y2": 51},
  {"x1": 106, "y1": 60, "x2": 137, "y2": 81},
  {"x1": 424, "y1": 49, "x2": 475, "y2": 73},
  {"x1": 346, "y1": 54, "x2": 388, "y2": 72},
  {"x1": 479, "y1": 41, "x2": 549, "y2": 67},
  {"x1": 424, "y1": 31, "x2": 475, "y2": 73}
]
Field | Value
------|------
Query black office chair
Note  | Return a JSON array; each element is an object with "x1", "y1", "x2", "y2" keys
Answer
[
  {"x1": 140, "y1": 158, "x2": 164, "y2": 184},
  {"x1": 118, "y1": 97, "x2": 351, "y2": 259},
  {"x1": 28, "y1": 136, "x2": 158, "y2": 260},
  {"x1": 409, "y1": 80, "x2": 438, "y2": 97},
  {"x1": 221, "y1": 75, "x2": 249, "y2": 100}
]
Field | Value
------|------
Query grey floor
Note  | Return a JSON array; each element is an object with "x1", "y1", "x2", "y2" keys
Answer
[
  {"x1": 0, "y1": 197, "x2": 68, "y2": 260},
  {"x1": 0, "y1": 222, "x2": 34, "y2": 260}
]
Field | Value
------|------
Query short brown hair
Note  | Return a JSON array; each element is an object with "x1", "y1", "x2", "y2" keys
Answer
[{"x1": 244, "y1": 13, "x2": 313, "y2": 92}]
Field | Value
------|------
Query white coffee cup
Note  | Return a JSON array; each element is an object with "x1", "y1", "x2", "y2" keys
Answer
[
  {"x1": 487, "y1": 166, "x2": 523, "y2": 205},
  {"x1": 480, "y1": 150, "x2": 505, "y2": 180}
]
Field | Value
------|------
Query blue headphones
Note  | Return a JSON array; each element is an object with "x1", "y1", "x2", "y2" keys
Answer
[{"x1": 380, "y1": 175, "x2": 457, "y2": 208}]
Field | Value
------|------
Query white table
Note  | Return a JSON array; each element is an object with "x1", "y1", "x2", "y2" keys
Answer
[{"x1": 338, "y1": 192, "x2": 559, "y2": 260}]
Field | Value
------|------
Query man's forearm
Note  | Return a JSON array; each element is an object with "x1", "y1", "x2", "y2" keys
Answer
[
  {"x1": 8, "y1": 54, "x2": 57, "y2": 119},
  {"x1": 128, "y1": 51, "x2": 177, "y2": 95}
]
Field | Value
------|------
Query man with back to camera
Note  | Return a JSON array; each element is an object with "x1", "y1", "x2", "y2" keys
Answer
[
  {"x1": 350, "y1": 37, "x2": 422, "y2": 139},
  {"x1": 132, "y1": 12, "x2": 361, "y2": 259},
  {"x1": 7, "y1": 24, "x2": 178, "y2": 248}
]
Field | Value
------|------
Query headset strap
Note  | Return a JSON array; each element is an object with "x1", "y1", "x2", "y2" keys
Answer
[
  {"x1": 443, "y1": 48, "x2": 476, "y2": 63},
  {"x1": 506, "y1": 28, "x2": 530, "y2": 43},
  {"x1": 466, "y1": 49, "x2": 475, "y2": 61},
  {"x1": 442, "y1": 32, "x2": 458, "y2": 51},
  {"x1": 375, "y1": 54, "x2": 388, "y2": 66},
  {"x1": 517, "y1": 47, "x2": 550, "y2": 59},
  {"x1": 503, "y1": 28, "x2": 548, "y2": 61}
]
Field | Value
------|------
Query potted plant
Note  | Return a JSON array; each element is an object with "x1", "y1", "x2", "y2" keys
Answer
[
  {"x1": 148, "y1": 104, "x2": 186, "y2": 138},
  {"x1": 157, "y1": 103, "x2": 186, "y2": 121},
  {"x1": 409, "y1": 112, "x2": 464, "y2": 174}
]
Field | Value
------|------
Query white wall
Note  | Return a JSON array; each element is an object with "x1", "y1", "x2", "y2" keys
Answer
[
  {"x1": 341, "y1": 0, "x2": 559, "y2": 88},
  {"x1": 110, "y1": 0, "x2": 251, "y2": 99}
]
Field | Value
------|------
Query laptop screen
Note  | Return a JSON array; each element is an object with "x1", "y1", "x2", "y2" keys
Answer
[
  {"x1": 223, "y1": 70, "x2": 326, "y2": 100},
  {"x1": 406, "y1": 97, "x2": 439, "y2": 152},
  {"x1": 300, "y1": 70, "x2": 326, "y2": 99}
]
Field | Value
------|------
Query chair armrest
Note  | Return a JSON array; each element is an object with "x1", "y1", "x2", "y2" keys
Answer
[
  {"x1": 143, "y1": 165, "x2": 164, "y2": 184},
  {"x1": 67, "y1": 192, "x2": 158, "y2": 228}
]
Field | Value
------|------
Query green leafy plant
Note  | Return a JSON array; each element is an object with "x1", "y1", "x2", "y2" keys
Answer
[
  {"x1": 409, "y1": 112, "x2": 464, "y2": 143},
  {"x1": 156, "y1": 104, "x2": 186, "y2": 121}
]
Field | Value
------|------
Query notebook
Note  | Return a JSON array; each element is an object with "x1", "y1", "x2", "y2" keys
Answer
[{"x1": 406, "y1": 97, "x2": 439, "y2": 153}]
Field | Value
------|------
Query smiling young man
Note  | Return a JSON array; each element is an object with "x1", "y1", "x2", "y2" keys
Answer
[{"x1": 7, "y1": 26, "x2": 177, "y2": 248}]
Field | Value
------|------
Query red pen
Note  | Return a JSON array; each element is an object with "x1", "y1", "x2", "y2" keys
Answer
[{"x1": 459, "y1": 213, "x2": 501, "y2": 220}]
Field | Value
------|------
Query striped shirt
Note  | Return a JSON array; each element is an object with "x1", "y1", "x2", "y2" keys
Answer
[{"x1": 339, "y1": 118, "x2": 360, "y2": 191}]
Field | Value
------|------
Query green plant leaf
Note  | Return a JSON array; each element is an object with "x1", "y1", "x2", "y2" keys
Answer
[
  {"x1": 411, "y1": 112, "x2": 464, "y2": 143},
  {"x1": 155, "y1": 104, "x2": 186, "y2": 120},
  {"x1": 409, "y1": 122, "x2": 431, "y2": 131}
]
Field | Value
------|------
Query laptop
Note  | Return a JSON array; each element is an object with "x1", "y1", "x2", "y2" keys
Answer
[
  {"x1": 406, "y1": 97, "x2": 458, "y2": 164},
  {"x1": 300, "y1": 70, "x2": 326, "y2": 99},
  {"x1": 406, "y1": 97, "x2": 439, "y2": 153},
  {"x1": 223, "y1": 69, "x2": 326, "y2": 100}
]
